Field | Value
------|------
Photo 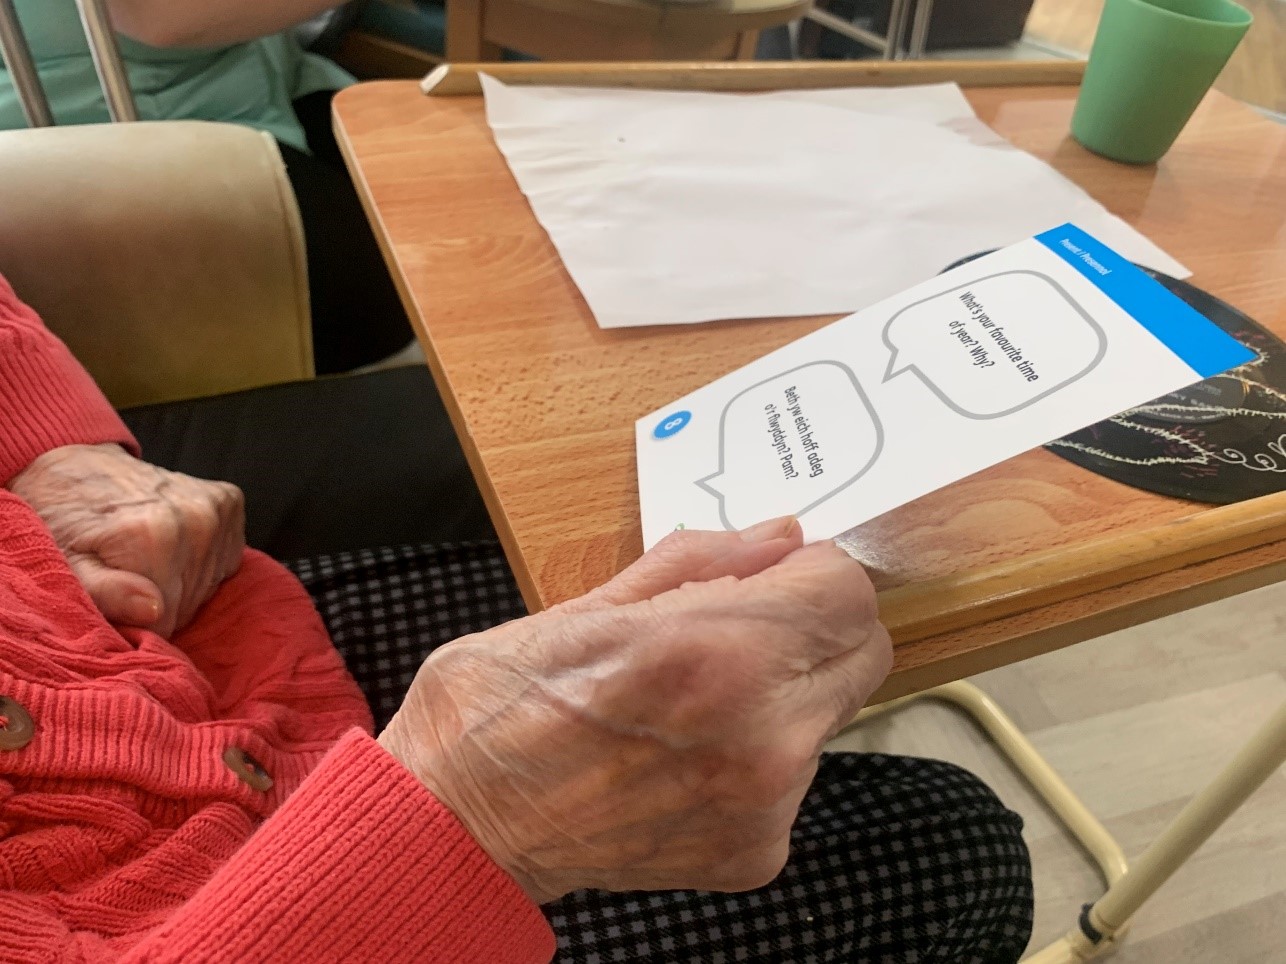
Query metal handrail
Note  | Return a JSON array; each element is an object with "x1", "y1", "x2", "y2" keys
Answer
[
  {"x1": 74, "y1": 0, "x2": 138, "y2": 122},
  {"x1": 0, "y1": 0, "x2": 139, "y2": 127},
  {"x1": 0, "y1": 0, "x2": 53, "y2": 126},
  {"x1": 803, "y1": 0, "x2": 934, "y2": 61}
]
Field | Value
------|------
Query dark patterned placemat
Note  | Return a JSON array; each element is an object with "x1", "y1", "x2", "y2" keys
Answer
[{"x1": 1048, "y1": 268, "x2": 1286, "y2": 504}]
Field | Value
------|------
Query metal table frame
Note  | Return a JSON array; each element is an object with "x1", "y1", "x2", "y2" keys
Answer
[{"x1": 803, "y1": 0, "x2": 938, "y2": 60}]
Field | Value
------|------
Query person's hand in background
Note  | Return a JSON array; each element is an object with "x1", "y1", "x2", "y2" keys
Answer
[
  {"x1": 7, "y1": 443, "x2": 245, "y2": 637},
  {"x1": 380, "y1": 517, "x2": 893, "y2": 905}
]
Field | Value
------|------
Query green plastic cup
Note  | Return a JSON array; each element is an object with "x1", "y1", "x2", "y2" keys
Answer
[{"x1": 1071, "y1": 0, "x2": 1253, "y2": 164}]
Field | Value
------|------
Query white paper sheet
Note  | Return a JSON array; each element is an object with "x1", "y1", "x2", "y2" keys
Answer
[
  {"x1": 481, "y1": 76, "x2": 1190, "y2": 330},
  {"x1": 635, "y1": 225, "x2": 1250, "y2": 547}
]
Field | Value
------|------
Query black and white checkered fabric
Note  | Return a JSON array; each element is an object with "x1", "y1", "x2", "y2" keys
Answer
[
  {"x1": 288, "y1": 542, "x2": 1034, "y2": 963},
  {"x1": 288, "y1": 541, "x2": 528, "y2": 731},
  {"x1": 545, "y1": 753, "x2": 1032, "y2": 963}
]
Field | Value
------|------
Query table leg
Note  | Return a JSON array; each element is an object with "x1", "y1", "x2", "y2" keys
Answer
[
  {"x1": 846, "y1": 682, "x2": 1129, "y2": 895},
  {"x1": 848, "y1": 687, "x2": 1286, "y2": 961},
  {"x1": 802, "y1": 7, "x2": 892, "y2": 56},
  {"x1": 908, "y1": 0, "x2": 935, "y2": 59},
  {"x1": 885, "y1": 0, "x2": 913, "y2": 60},
  {"x1": 1026, "y1": 701, "x2": 1286, "y2": 962}
]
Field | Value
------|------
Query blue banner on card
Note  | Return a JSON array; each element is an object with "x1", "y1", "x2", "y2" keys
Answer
[{"x1": 1036, "y1": 224, "x2": 1254, "y2": 378}]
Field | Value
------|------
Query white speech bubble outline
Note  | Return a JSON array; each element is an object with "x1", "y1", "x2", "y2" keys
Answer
[
  {"x1": 882, "y1": 270, "x2": 1109, "y2": 420},
  {"x1": 695, "y1": 361, "x2": 885, "y2": 532}
]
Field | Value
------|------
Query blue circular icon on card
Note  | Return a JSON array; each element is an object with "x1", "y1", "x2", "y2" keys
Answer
[{"x1": 653, "y1": 410, "x2": 691, "y2": 439}]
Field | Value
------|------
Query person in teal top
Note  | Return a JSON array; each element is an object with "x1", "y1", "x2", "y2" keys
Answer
[{"x1": 0, "y1": 1, "x2": 412, "y2": 372}]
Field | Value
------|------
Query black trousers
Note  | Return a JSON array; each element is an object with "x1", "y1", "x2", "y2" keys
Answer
[
  {"x1": 121, "y1": 367, "x2": 493, "y2": 560},
  {"x1": 282, "y1": 91, "x2": 414, "y2": 374}
]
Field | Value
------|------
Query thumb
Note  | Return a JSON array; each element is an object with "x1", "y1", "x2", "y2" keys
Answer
[
  {"x1": 562, "y1": 516, "x2": 803, "y2": 612},
  {"x1": 69, "y1": 556, "x2": 166, "y2": 629}
]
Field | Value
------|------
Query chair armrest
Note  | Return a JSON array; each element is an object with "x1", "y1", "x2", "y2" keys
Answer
[{"x1": 0, "y1": 121, "x2": 313, "y2": 409}]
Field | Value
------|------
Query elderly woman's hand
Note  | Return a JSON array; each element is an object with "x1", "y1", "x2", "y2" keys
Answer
[
  {"x1": 379, "y1": 518, "x2": 893, "y2": 905},
  {"x1": 8, "y1": 443, "x2": 245, "y2": 637}
]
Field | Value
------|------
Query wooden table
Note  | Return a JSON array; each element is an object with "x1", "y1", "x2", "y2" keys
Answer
[{"x1": 334, "y1": 65, "x2": 1286, "y2": 703}]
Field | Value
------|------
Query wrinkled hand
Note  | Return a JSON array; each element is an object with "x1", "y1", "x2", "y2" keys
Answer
[
  {"x1": 380, "y1": 517, "x2": 893, "y2": 905},
  {"x1": 8, "y1": 444, "x2": 245, "y2": 637}
]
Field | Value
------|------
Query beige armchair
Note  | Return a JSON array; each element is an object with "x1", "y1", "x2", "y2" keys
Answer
[{"x1": 0, "y1": 121, "x2": 313, "y2": 409}]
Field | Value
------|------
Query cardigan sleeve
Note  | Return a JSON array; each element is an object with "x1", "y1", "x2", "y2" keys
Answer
[
  {"x1": 125, "y1": 729, "x2": 556, "y2": 963},
  {"x1": 0, "y1": 273, "x2": 138, "y2": 485}
]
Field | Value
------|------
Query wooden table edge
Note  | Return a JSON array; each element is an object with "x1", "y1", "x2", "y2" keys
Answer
[
  {"x1": 332, "y1": 98, "x2": 546, "y2": 609},
  {"x1": 872, "y1": 546, "x2": 1286, "y2": 703},
  {"x1": 420, "y1": 58, "x2": 1087, "y2": 96}
]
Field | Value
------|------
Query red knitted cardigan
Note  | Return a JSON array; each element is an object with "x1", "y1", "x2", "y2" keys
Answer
[{"x1": 0, "y1": 275, "x2": 554, "y2": 962}]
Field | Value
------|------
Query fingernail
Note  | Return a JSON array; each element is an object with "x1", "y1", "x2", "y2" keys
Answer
[
  {"x1": 739, "y1": 516, "x2": 799, "y2": 543},
  {"x1": 123, "y1": 592, "x2": 162, "y2": 627}
]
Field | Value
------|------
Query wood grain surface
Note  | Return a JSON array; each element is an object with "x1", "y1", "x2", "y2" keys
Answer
[
  {"x1": 880, "y1": 490, "x2": 1286, "y2": 644},
  {"x1": 421, "y1": 58, "x2": 1086, "y2": 95},
  {"x1": 333, "y1": 74, "x2": 1286, "y2": 697}
]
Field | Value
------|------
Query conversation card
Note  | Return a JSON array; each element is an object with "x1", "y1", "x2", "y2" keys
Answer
[{"x1": 636, "y1": 224, "x2": 1255, "y2": 547}]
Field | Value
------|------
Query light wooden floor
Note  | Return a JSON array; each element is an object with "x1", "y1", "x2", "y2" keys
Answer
[
  {"x1": 828, "y1": 579, "x2": 1286, "y2": 960},
  {"x1": 1026, "y1": 0, "x2": 1286, "y2": 114}
]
